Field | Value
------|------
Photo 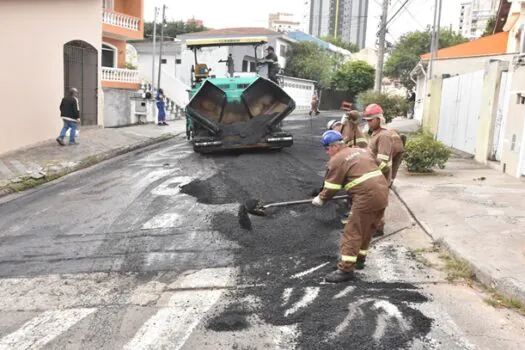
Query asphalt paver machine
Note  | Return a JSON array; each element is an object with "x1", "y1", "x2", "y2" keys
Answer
[{"x1": 184, "y1": 36, "x2": 296, "y2": 153}]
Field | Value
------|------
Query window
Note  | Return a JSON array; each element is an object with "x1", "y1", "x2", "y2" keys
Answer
[
  {"x1": 250, "y1": 62, "x2": 256, "y2": 72},
  {"x1": 279, "y1": 44, "x2": 287, "y2": 56},
  {"x1": 102, "y1": 44, "x2": 116, "y2": 68},
  {"x1": 242, "y1": 60, "x2": 248, "y2": 72},
  {"x1": 103, "y1": 0, "x2": 114, "y2": 9}
]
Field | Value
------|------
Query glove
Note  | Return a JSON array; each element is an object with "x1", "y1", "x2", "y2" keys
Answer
[{"x1": 312, "y1": 195, "x2": 324, "y2": 207}]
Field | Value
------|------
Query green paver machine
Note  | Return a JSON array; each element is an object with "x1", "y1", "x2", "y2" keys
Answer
[{"x1": 184, "y1": 36, "x2": 296, "y2": 153}]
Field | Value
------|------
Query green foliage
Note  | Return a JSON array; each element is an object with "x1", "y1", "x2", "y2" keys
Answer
[
  {"x1": 124, "y1": 62, "x2": 137, "y2": 70},
  {"x1": 403, "y1": 132, "x2": 451, "y2": 172},
  {"x1": 482, "y1": 16, "x2": 497, "y2": 37},
  {"x1": 333, "y1": 60, "x2": 375, "y2": 97},
  {"x1": 285, "y1": 42, "x2": 341, "y2": 88},
  {"x1": 143, "y1": 20, "x2": 207, "y2": 39},
  {"x1": 356, "y1": 90, "x2": 409, "y2": 123},
  {"x1": 321, "y1": 36, "x2": 360, "y2": 53},
  {"x1": 385, "y1": 28, "x2": 468, "y2": 89}
]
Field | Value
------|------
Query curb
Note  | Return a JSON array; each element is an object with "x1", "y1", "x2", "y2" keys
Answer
[
  {"x1": 0, "y1": 132, "x2": 184, "y2": 199},
  {"x1": 392, "y1": 185, "x2": 525, "y2": 305}
]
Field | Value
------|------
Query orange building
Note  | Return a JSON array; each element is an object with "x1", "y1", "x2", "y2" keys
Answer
[{"x1": 102, "y1": 0, "x2": 144, "y2": 90}]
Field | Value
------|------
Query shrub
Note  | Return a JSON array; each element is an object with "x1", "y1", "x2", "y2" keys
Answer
[
  {"x1": 403, "y1": 133, "x2": 451, "y2": 173},
  {"x1": 356, "y1": 90, "x2": 409, "y2": 123}
]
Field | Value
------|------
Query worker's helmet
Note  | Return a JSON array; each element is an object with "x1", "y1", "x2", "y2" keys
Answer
[
  {"x1": 363, "y1": 104, "x2": 384, "y2": 120},
  {"x1": 326, "y1": 120, "x2": 342, "y2": 130},
  {"x1": 320, "y1": 130, "x2": 343, "y2": 147}
]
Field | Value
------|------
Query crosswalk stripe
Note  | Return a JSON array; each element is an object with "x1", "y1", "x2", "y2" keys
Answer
[
  {"x1": 0, "y1": 308, "x2": 96, "y2": 350},
  {"x1": 123, "y1": 290, "x2": 223, "y2": 350}
]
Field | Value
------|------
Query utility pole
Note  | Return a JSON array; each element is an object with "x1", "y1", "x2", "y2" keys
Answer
[
  {"x1": 157, "y1": 4, "x2": 166, "y2": 89},
  {"x1": 151, "y1": 6, "x2": 158, "y2": 90},
  {"x1": 375, "y1": 0, "x2": 389, "y2": 92},
  {"x1": 428, "y1": 0, "x2": 443, "y2": 79}
]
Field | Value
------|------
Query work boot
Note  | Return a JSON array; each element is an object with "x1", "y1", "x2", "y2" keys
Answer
[
  {"x1": 325, "y1": 269, "x2": 355, "y2": 283},
  {"x1": 355, "y1": 255, "x2": 366, "y2": 270},
  {"x1": 56, "y1": 137, "x2": 65, "y2": 146},
  {"x1": 373, "y1": 227, "x2": 384, "y2": 238}
]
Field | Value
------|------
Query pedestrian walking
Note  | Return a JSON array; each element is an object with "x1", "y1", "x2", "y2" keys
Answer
[
  {"x1": 156, "y1": 89, "x2": 168, "y2": 126},
  {"x1": 363, "y1": 103, "x2": 405, "y2": 237},
  {"x1": 56, "y1": 87, "x2": 80, "y2": 146},
  {"x1": 309, "y1": 94, "x2": 320, "y2": 116},
  {"x1": 311, "y1": 130, "x2": 389, "y2": 283}
]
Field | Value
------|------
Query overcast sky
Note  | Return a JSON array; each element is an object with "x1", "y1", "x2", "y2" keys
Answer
[{"x1": 145, "y1": 0, "x2": 462, "y2": 48}]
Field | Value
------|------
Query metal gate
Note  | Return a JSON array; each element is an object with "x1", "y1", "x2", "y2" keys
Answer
[
  {"x1": 437, "y1": 70, "x2": 484, "y2": 154},
  {"x1": 64, "y1": 41, "x2": 98, "y2": 126},
  {"x1": 490, "y1": 71, "x2": 511, "y2": 161}
]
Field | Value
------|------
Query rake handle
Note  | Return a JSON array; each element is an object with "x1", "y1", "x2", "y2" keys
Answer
[{"x1": 263, "y1": 195, "x2": 348, "y2": 209}]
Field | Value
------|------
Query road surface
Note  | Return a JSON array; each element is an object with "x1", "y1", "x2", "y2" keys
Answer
[{"x1": 0, "y1": 112, "x2": 523, "y2": 349}]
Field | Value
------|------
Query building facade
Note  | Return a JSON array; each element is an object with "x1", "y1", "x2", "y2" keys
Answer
[
  {"x1": 308, "y1": 0, "x2": 369, "y2": 49},
  {"x1": 459, "y1": 0, "x2": 499, "y2": 40},
  {"x1": 268, "y1": 13, "x2": 302, "y2": 33}
]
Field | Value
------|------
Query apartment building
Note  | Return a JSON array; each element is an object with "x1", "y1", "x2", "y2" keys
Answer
[{"x1": 459, "y1": 0, "x2": 499, "y2": 39}]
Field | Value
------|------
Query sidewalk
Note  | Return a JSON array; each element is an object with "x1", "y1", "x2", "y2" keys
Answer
[
  {"x1": 394, "y1": 157, "x2": 525, "y2": 303},
  {"x1": 0, "y1": 120, "x2": 187, "y2": 197}
]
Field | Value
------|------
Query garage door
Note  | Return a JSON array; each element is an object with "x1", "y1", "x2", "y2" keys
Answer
[{"x1": 437, "y1": 70, "x2": 484, "y2": 155}]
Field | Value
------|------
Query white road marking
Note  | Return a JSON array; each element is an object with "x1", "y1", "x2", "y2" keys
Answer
[
  {"x1": 284, "y1": 287, "x2": 320, "y2": 317},
  {"x1": 334, "y1": 286, "x2": 355, "y2": 299},
  {"x1": 0, "y1": 308, "x2": 96, "y2": 350},
  {"x1": 151, "y1": 176, "x2": 194, "y2": 196},
  {"x1": 372, "y1": 300, "x2": 411, "y2": 341},
  {"x1": 168, "y1": 267, "x2": 235, "y2": 289},
  {"x1": 142, "y1": 213, "x2": 182, "y2": 229},
  {"x1": 124, "y1": 290, "x2": 222, "y2": 350},
  {"x1": 281, "y1": 288, "x2": 293, "y2": 306},
  {"x1": 290, "y1": 262, "x2": 330, "y2": 279}
]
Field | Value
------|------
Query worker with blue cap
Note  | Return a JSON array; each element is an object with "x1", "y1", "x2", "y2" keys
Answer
[{"x1": 312, "y1": 130, "x2": 389, "y2": 283}]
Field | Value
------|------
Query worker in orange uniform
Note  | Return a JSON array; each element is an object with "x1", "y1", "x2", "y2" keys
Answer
[
  {"x1": 312, "y1": 130, "x2": 389, "y2": 283},
  {"x1": 341, "y1": 110, "x2": 368, "y2": 148},
  {"x1": 363, "y1": 103, "x2": 405, "y2": 237}
]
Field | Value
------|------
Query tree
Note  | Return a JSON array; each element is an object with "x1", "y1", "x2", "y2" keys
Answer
[
  {"x1": 333, "y1": 60, "x2": 375, "y2": 97},
  {"x1": 321, "y1": 36, "x2": 360, "y2": 53},
  {"x1": 384, "y1": 28, "x2": 468, "y2": 88},
  {"x1": 482, "y1": 16, "x2": 496, "y2": 37},
  {"x1": 143, "y1": 20, "x2": 207, "y2": 40},
  {"x1": 284, "y1": 42, "x2": 341, "y2": 88}
]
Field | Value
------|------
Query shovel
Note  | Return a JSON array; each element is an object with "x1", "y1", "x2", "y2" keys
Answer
[{"x1": 238, "y1": 195, "x2": 349, "y2": 230}]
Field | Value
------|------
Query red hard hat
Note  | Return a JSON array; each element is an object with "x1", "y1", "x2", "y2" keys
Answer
[{"x1": 363, "y1": 104, "x2": 384, "y2": 119}]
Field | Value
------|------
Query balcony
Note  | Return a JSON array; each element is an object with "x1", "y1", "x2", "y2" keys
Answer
[
  {"x1": 102, "y1": 67, "x2": 140, "y2": 89},
  {"x1": 102, "y1": 9, "x2": 143, "y2": 40}
]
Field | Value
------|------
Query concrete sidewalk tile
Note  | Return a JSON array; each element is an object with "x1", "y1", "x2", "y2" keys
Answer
[
  {"x1": 395, "y1": 158, "x2": 525, "y2": 304},
  {"x1": 0, "y1": 160, "x2": 14, "y2": 179},
  {"x1": 9, "y1": 160, "x2": 27, "y2": 175}
]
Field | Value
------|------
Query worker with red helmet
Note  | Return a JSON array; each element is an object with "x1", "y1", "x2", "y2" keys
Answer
[
  {"x1": 311, "y1": 130, "x2": 389, "y2": 283},
  {"x1": 363, "y1": 103, "x2": 405, "y2": 236}
]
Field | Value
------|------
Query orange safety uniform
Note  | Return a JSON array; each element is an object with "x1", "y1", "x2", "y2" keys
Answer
[
  {"x1": 319, "y1": 146, "x2": 389, "y2": 272},
  {"x1": 368, "y1": 127, "x2": 404, "y2": 185},
  {"x1": 340, "y1": 120, "x2": 368, "y2": 148}
]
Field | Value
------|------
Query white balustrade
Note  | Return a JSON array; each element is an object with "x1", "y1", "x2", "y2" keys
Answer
[
  {"x1": 102, "y1": 9, "x2": 140, "y2": 31},
  {"x1": 102, "y1": 67, "x2": 140, "y2": 83}
]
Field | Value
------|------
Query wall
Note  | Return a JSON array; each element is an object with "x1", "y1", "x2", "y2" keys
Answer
[
  {"x1": 103, "y1": 88, "x2": 134, "y2": 127},
  {"x1": 431, "y1": 54, "x2": 515, "y2": 77},
  {"x1": 475, "y1": 60, "x2": 509, "y2": 164},
  {"x1": 0, "y1": 0, "x2": 102, "y2": 155},
  {"x1": 501, "y1": 63, "x2": 525, "y2": 177}
]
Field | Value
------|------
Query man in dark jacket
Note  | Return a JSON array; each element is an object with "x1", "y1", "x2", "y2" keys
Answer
[
  {"x1": 56, "y1": 88, "x2": 80, "y2": 146},
  {"x1": 259, "y1": 46, "x2": 279, "y2": 84}
]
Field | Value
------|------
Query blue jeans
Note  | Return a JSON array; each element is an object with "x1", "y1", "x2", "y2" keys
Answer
[{"x1": 59, "y1": 120, "x2": 77, "y2": 144}]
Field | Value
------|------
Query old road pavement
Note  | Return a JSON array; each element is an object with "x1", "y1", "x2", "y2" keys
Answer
[{"x1": 0, "y1": 112, "x2": 524, "y2": 350}]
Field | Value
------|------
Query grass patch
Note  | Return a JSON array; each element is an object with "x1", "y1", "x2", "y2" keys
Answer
[
  {"x1": 483, "y1": 289, "x2": 525, "y2": 315},
  {"x1": 439, "y1": 252, "x2": 474, "y2": 282}
]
